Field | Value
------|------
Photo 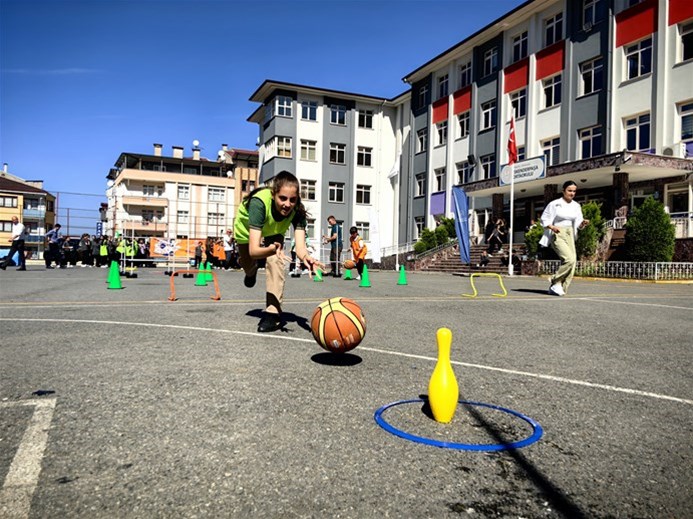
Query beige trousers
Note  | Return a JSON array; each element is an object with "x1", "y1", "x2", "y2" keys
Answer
[
  {"x1": 550, "y1": 226, "x2": 577, "y2": 292},
  {"x1": 238, "y1": 243, "x2": 286, "y2": 315}
]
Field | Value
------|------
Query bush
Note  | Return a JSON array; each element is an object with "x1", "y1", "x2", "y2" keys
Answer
[
  {"x1": 523, "y1": 222, "x2": 544, "y2": 259},
  {"x1": 625, "y1": 197, "x2": 675, "y2": 262},
  {"x1": 576, "y1": 201, "x2": 605, "y2": 260},
  {"x1": 434, "y1": 225, "x2": 449, "y2": 246},
  {"x1": 438, "y1": 217, "x2": 456, "y2": 240},
  {"x1": 413, "y1": 241, "x2": 428, "y2": 254}
]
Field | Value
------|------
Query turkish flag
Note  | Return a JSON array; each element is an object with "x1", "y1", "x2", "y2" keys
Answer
[{"x1": 507, "y1": 116, "x2": 518, "y2": 165}]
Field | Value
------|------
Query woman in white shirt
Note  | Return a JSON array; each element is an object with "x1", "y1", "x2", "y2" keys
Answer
[{"x1": 539, "y1": 181, "x2": 589, "y2": 296}]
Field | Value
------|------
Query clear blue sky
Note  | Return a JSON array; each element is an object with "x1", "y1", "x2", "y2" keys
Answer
[{"x1": 1, "y1": 0, "x2": 524, "y2": 207}]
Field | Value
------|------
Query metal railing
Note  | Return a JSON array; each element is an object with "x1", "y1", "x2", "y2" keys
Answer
[
  {"x1": 605, "y1": 216, "x2": 627, "y2": 230},
  {"x1": 539, "y1": 260, "x2": 693, "y2": 280},
  {"x1": 379, "y1": 241, "x2": 417, "y2": 258},
  {"x1": 415, "y1": 238, "x2": 459, "y2": 260},
  {"x1": 671, "y1": 212, "x2": 692, "y2": 239}
]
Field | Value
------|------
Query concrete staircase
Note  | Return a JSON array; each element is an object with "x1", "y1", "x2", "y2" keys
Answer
[{"x1": 417, "y1": 243, "x2": 527, "y2": 275}]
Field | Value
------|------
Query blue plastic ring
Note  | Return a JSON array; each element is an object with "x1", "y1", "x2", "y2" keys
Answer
[{"x1": 374, "y1": 399, "x2": 543, "y2": 451}]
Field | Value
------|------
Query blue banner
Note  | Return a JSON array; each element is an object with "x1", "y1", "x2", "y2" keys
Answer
[{"x1": 452, "y1": 187, "x2": 470, "y2": 264}]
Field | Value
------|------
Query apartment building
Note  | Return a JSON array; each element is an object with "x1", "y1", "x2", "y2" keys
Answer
[
  {"x1": 105, "y1": 144, "x2": 258, "y2": 239},
  {"x1": 247, "y1": 82, "x2": 402, "y2": 248},
  {"x1": 0, "y1": 168, "x2": 56, "y2": 258},
  {"x1": 249, "y1": 0, "x2": 693, "y2": 249}
]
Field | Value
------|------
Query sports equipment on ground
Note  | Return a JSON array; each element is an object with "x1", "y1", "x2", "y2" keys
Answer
[
  {"x1": 343, "y1": 259, "x2": 356, "y2": 270},
  {"x1": 310, "y1": 297, "x2": 366, "y2": 353}
]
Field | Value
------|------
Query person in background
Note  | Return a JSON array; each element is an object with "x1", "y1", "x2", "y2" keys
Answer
[
  {"x1": 194, "y1": 241, "x2": 203, "y2": 268},
  {"x1": 322, "y1": 215, "x2": 343, "y2": 278},
  {"x1": 540, "y1": 180, "x2": 590, "y2": 296},
  {"x1": 0, "y1": 216, "x2": 27, "y2": 271},
  {"x1": 222, "y1": 229, "x2": 234, "y2": 270},
  {"x1": 475, "y1": 250, "x2": 490, "y2": 269},
  {"x1": 44, "y1": 223, "x2": 62, "y2": 269},
  {"x1": 233, "y1": 170, "x2": 321, "y2": 332},
  {"x1": 78, "y1": 233, "x2": 92, "y2": 267},
  {"x1": 348, "y1": 226, "x2": 368, "y2": 281},
  {"x1": 91, "y1": 236, "x2": 101, "y2": 267},
  {"x1": 486, "y1": 218, "x2": 506, "y2": 256}
]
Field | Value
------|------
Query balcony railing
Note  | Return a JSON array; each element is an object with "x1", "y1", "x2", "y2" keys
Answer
[
  {"x1": 671, "y1": 212, "x2": 692, "y2": 239},
  {"x1": 22, "y1": 209, "x2": 46, "y2": 218}
]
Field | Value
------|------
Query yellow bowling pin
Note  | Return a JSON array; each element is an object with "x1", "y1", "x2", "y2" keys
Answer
[{"x1": 428, "y1": 327, "x2": 459, "y2": 423}]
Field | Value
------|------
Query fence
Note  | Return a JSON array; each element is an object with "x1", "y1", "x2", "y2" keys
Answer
[{"x1": 539, "y1": 260, "x2": 693, "y2": 281}]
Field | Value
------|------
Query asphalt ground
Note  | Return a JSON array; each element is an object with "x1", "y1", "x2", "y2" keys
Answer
[{"x1": 0, "y1": 264, "x2": 691, "y2": 518}]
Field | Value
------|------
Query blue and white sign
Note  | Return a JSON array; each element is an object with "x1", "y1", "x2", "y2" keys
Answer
[
  {"x1": 96, "y1": 222, "x2": 103, "y2": 235},
  {"x1": 499, "y1": 156, "x2": 546, "y2": 186}
]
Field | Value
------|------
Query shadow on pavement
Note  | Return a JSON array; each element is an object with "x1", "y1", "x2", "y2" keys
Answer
[{"x1": 310, "y1": 352, "x2": 363, "y2": 366}]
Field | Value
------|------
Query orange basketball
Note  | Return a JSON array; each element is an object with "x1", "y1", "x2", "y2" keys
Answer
[
  {"x1": 343, "y1": 259, "x2": 356, "y2": 270},
  {"x1": 310, "y1": 297, "x2": 366, "y2": 353}
]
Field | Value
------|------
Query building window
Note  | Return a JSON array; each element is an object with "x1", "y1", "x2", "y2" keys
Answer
[
  {"x1": 436, "y1": 120, "x2": 448, "y2": 146},
  {"x1": 434, "y1": 168, "x2": 446, "y2": 192},
  {"x1": 513, "y1": 31, "x2": 528, "y2": 62},
  {"x1": 176, "y1": 210, "x2": 189, "y2": 224},
  {"x1": 358, "y1": 110, "x2": 373, "y2": 129},
  {"x1": 510, "y1": 88, "x2": 527, "y2": 118},
  {"x1": 177, "y1": 185, "x2": 190, "y2": 200},
  {"x1": 143, "y1": 185, "x2": 155, "y2": 196},
  {"x1": 208, "y1": 187, "x2": 225, "y2": 202},
  {"x1": 328, "y1": 182, "x2": 345, "y2": 203},
  {"x1": 580, "y1": 57, "x2": 603, "y2": 96},
  {"x1": 625, "y1": 37, "x2": 652, "y2": 80},
  {"x1": 680, "y1": 21, "x2": 693, "y2": 62},
  {"x1": 583, "y1": 0, "x2": 602, "y2": 27},
  {"x1": 356, "y1": 184, "x2": 371, "y2": 205},
  {"x1": 518, "y1": 146, "x2": 526, "y2": 161},
  {"x1": 414, "y1": 216, "x2": 425, "y2": 239},
  {"x1": 301, "y1": 101, "x2": 317, "y2": 121},
  {"x1": 625, "y1": 113, "x2": 651, "y2": 151},
  {"x1": 329, "y1": 143, "x2": 346, "y2": 165},
  {"x1": 330, "y1": 104, "x2": 346, "y2": 125},
  {"x1": 355, "y1": 221, "x2": 370, "y2": 241},
  {"x1": 207, "y1": 212, "x2": 224, "y2": 225},
  {"x1": 680, "y1": 102, "x2": 693, "y2": 142},
  {"x1": 438, "y1": 74, "x2": 449, "y2": 99},
  {"x1": 481, "y1": 154, "x2": 497, "y2": 179},
  {"x1": 481, "y1": 100, "x2": 497, "y2": 130},
  {"x1": 545, "y1": 12, "x2": 563, "y2": 47},
  {"x1": 579, "y1": 126, "x2": 602, "y2": 159},
  {"x1": 275, "y1": 95, "x2": 292, "y2": 117},
  {"x1": 277, "y1": 136, "x2": 292, "y2": 158},
  {"x1": 141, "y1": 209, "x2": 154, "y2": 223},
  {"x1": 306, "y1": 218, "x2": 315, "y2": 239},
  {"x1": 543, "y1": 74, "x2": 562, "y2": 108},
  {"x1": 542, "y1": 137, "x2": 560, "y2": 166},
  {"x1": 456, "y1": 161, "x2": 473, "y2": 184},
  {"x1": 241, "y1": 180, "x2": 255, "y2": 192},
  {"x1": 357, "y1": 146, "x2": 372, "y2": 167},
  {"x1": 0, "y1": 196, "x2": 18, "y2": 208},
  {"x1": 457, "y1": 111, "x2": 470, "y2": 139},
  {"x1": 415, "y1": 173, "x2": 426, "y2": 197},
  {"x1": 300, "y1": 139, "x2": 317, "y2": 161},
  {"x1": 483, "y1": 47, "x2": 498, "y2": 77},
  {"x1": 458, "y1": 61, "x2": 472, "y2": 89},
  {"x1": 416, "y1": 128, "x2": 428, "y2": 153},
  {"x1": 418, "y1": 84, "x2": 429, "y2": 107},
  {"x1": 300, "y1": 179, "x2": 316, "y2": 201}
]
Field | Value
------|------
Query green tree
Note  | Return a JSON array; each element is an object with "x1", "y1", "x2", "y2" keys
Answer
[
  {"x1": 625, "y1": 197, "x2": 675, "y2": 262},
  {"x1": 523, "y1": 222, "x2": 544, "y2": 259},
  {"x1": 438, "y1": 217, "x2": 457, "y2": 240},
  {"x1": 414, "y1": 228, "x2": 437, "y2": 254},
  {"x1": 434, "y1": 225, "x2": 449, "y2": 246},
  {"x1": 576, "y1": 202, "x2": 605, "y2": 260}
]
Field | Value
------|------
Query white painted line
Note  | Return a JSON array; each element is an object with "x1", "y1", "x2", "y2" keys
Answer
[
  {"x1": 581, "y1": 298, "x2": 693, "y2": 311},
  {"x1": 1, "y1": 318, "x2": 690, "y2": 406},
  {"x1": 0, "y1": 399, "x2": 57, "y2": 519}
]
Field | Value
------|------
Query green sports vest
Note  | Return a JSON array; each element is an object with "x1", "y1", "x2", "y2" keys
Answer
[
  {"x1": 233, "y1": 189, "x2": 295, "y2": 245},
  {"x1": 100, "y1": 244, "x2": 108, "y2": 256}
]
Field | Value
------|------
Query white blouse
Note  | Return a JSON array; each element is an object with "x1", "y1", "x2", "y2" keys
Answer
[{"x1": 539, "y1": 198, "x2": 584, "y2": 246}]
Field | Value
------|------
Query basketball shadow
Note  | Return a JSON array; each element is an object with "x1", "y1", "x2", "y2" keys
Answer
[
  {"x1": 310, "y1": 352, "x2": 363, "y2": 366},
  {"x1": 245, "y1": 309, "x2": 311, "y2": 332}
]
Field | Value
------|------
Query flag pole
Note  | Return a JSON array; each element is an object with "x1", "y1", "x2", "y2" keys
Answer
[{"x1": 508, "y1": 163, "x2": 515, "y2": 276}]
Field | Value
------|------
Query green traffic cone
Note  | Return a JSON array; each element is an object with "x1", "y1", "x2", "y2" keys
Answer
[
  {"x1": 359, "y1": 264, "x2": 371, "y2": 288},
  {"x1": 397, "y1": 265, "x2": 408, "y2": 285},
  {"x1": 314, "y1": 268, "x2": 323, "y2": 282},
  {"x1": 204, "y1": 261, "x2": 214, "y2": 281},
  {"x1": 194, "y1": 267, "x2": 208, "y2": 286},
  {"x1": 343, "y1": 269, "x2": 353, "y2": 280},
  {"x1": 107, "y1": 261, "x2": 123, "y2": 290},
  {"x1": 106, "y1": 260, "x2": 118, "y2": 284}
]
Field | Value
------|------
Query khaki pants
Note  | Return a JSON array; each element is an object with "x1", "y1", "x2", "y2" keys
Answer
[
  {"x1": 550, "y1": 226, "x2": 576, "y2": 292},
  {"x1": 238, "y1": 243, "x2": 285, "y2": 315}
]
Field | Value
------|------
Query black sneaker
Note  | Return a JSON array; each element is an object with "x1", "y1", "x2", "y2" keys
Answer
[
  {"x1": 16, "y1": 267, "x2": 26, "y2": 271},
  {"x1": 257, "y1": 313, "x2": 282, "y2": 333},
  {"x1": 244, "y1": 271, "x2": 257, "y2": 288},
  {"x1": 0, "y1": 264, "x2": 6, "y2": 270},
  {"x1": 46, "y1": 266, "x2": 54, "y2": 269}
]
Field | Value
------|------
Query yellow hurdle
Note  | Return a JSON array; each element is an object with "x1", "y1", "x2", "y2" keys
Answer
[{"x1": 462, "y1": 272, "x2": 508, "y2": 298}]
